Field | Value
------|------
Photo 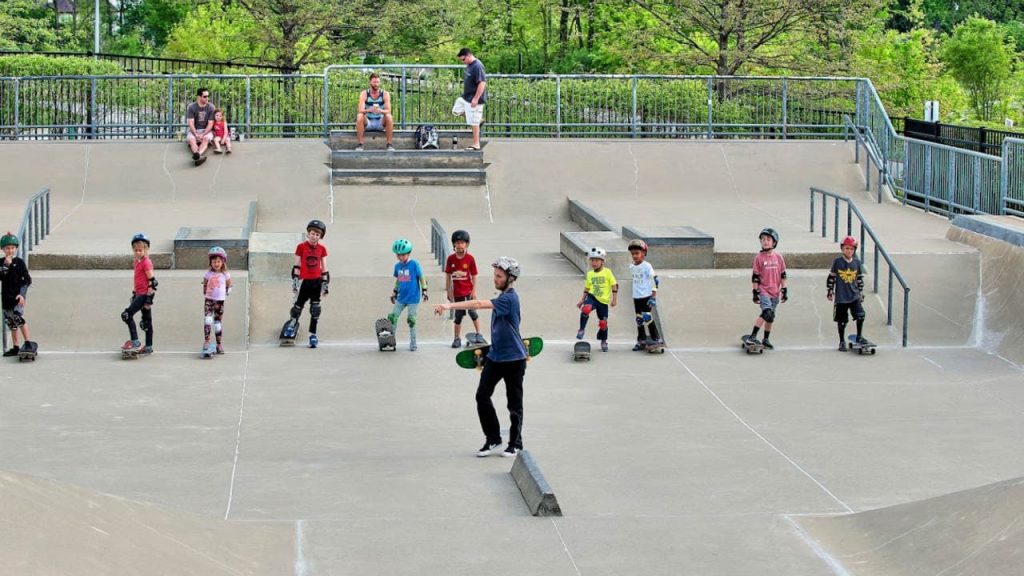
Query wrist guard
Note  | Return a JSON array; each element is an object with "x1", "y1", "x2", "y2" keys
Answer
[
  {"x1": 856, "y1": 276, "x2": 864, "y2": 293},
  {"x1": 321, "y1": 271, "x2": 330, "y2": 285},
  {"x1": 826, "y1": 275, "x2": 836, "y2": 291},
  {"x1": 148, "y1": 277, "x2": 159, "y2": 290},
  {"x1": 781, "y1": 287, "x2": 789, "y2": 302},
  {"x1": 291, "y1": 265, "x2": 301, "y2": 280}
]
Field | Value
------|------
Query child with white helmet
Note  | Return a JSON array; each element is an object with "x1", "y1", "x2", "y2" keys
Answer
[
  {"x1": 576, "y1": 247, "x2": 618, "y2": 352},
  {"x1": 201, "y1": 246, "x2": 233, "y2": 356},
  {"x1": 389, "y1": 238, "x2": 427, "y2": 351},
  {"x1": 1, "y1": 232, "x2": 35, "y2": 358}
]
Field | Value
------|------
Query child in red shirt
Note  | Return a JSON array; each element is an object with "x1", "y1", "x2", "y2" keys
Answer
[
  {"x1": 212, "y1": 109, "x2": 232, "y2": 154},
  {"x1": 445, "y1": 229, "x2": 480, "y2": 347},
  {"x1": 744, "y1": 228, "x2": 787, "y2": 350},
  {"x1": 121, "y1": 233, "x2": 157, "y2": 355},
  {"x1": 289, "y1": 220, "x2": 329, "y2": 348}
]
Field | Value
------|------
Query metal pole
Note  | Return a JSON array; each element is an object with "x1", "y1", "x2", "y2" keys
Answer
[
  {"x1": 973, "y1": 156, "x2": 982, "y2": 215},
  {"x1": 821, "y1": 198, "x2": 827, "y2": 238},
  {"x1": 1000, "y1": 142, "x2": 1010, "y2": 216},
  {"x1": 833, "y1": 200, "x2": 839, "y2": 242},
  {"x1": 245, "y1": 76, "x2": 252, "y2": 139},
  {"x1": 322, "y1": 71, "x2": 330, "y2": 138},
  {"x1": 166, "y1": 77, "x2": 174, "y2": 138},
  {"x1": 90, "y1": 78, "x2": 97, "y2": 139},
  {"x1": 846, "y1": 204, "x2": 852, "y2": 236},
  {"x1": 923, "y1": 145, "x2": 932, "y2": 214},
  {"x1": 902, "y1": 290, "x2": 910, "y2": 347},
  {"x1": 556, "y1": 76, "x2": 561, "y2": 138},
  {"x1": 781, "y1": 78, "x2": 787, "y2": 139},
  {"x1": 809, "y1": 191, "x2": 815, "y2": 232},
  {"x1": 706, "y1": 78, "x2": 714, "y2": 139},
  {"x1": 887, "y1": 268, "x2": 894, "y2": 326},
  {"x1": 13, "y1": 79, "x2": 19, "y2": 140},
  {"x1": 94, "y1": 0, "x2": 100, "y2": 58},
  {"x1": 400, "y1": 68, "x2": 407, "y2": 130},
  {"x1": 631, "y1": 76, "x2": 638, "y2": 138},
  {"x1": 873, "y1": 244, "x2": 879, "y2": 293}
]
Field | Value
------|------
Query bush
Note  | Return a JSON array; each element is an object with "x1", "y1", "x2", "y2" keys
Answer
[{"x1": 0, "y1": 55, "x2": 124, "y2": 77}]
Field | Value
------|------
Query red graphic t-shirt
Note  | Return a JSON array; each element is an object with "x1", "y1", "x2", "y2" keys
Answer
[
  {"x1": 296, "y1": 241, "x2": 328, "y2": 280},
  {"x1": 134, "y1": 256, "x2": 153, "y2": 295},
  {"x1": 753, "y1": 251, "x2": 787, "y2": 298},
  {"x1": 445, "y1": 253, "x2": 478, "y2": 298}
]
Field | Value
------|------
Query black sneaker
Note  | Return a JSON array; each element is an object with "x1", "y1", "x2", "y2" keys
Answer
[
  {"x1": 501, "y1": 445, "x2": 520, "y2": 458},
  {"x1": 476, "y1": 441, "x2": 501, "y2": 458},
  {"x1": 632, "y1": 342, "x2": 645, "y2": 351},
  {"x1": 838, "y1": 342, "x2": 848, "y2": 352},
  {"x1": 761, "y1": 339, "x2": 774, "y2": 350},
  {"x1": 3, "y1": 346, "x2": 19, "y2": 357},
  {"x1": 192, "y1": 152, "x2": 200, "y2": 160}
]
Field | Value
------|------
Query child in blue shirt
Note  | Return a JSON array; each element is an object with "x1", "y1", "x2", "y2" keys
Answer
[{"x1": 388, "y1": 238, "x2": 428, "y2": 351}]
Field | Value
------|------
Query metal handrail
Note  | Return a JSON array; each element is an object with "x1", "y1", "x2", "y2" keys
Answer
[
  {"x1": 3, "y1": 187, "x2": 49, "y2": 352},
  {"x1": 429, "y1": 218, "x2": 452, "y2": 268},
  {"x1": 809, "y1": 187, "x2": 910, "y2": 347}
]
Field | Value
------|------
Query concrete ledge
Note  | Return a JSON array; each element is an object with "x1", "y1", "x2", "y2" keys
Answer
[
  {"x1": 332, "y1": 168, "x2": 486, "y2": 186},
  {"x1": 622, "y1": 225, "x2": 714, "y2": 269},
  {"x1": 173, "y1": 201, "x2": 257, "y2": 269},
  {"x1": 331, "y1": 149, "x2": 484, "y2": 170},
  {"x1": 560, "y1": 231, "x2": 630, "y2": 275},
  {"x1": 329, "y1": 129, "x2": 478, "y2": 151},
  {"x1": 714, "y1": 251, "x2": 836, "y2": 269},
  {"x1": 568, "y1": 198, "x2": 615, "y2": 232},
  {"x1": 952, "y1": 215, "x2": 1024, "y2": 248},
  {"x1": 28, "y1": 252, "x2": 174, "y2": 270},
  {"x1": 510, "y1": 450, "x2": 562, "y2": 517},
  {"x1": 248, "y1": 232, "x2": 303, "y2": 281}
]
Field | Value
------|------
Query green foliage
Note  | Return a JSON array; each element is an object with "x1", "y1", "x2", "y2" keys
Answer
[
  {"x1": 0, "y1": 55, "x2": 123, "y2": 76},
  {"x1": 941, "y1": 16, "x2": 1015, "y2": 121},
  {"x1": 0, "y1": 0, "x2": 61, "y2": 51},
  {"x1": 162, "y1": 1, "x2": 265, "y2": 64},
  {"x1": 125, "y1": 0, "x2": 194, "y2": 49}
]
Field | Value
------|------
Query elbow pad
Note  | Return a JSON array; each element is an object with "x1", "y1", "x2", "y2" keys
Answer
[
  {"x1": 751, "y1": 272, "x2": 761, "y2": 285},
  {"x1": 780, "y1": 271, "x2": 787, "y2": 280},
  {"x1": 856, "y1": 276, "x2": 864, "y2": 292},
  {"x1": 148, "y1": 277, "x2": 159, "y2": 290}
]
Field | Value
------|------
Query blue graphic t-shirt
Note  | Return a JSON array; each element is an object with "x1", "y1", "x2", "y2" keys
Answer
[
  {"x1": 488, "y1": 288, "x2": 527, "y2": 362},
  {"x1": 394, "y1": 259, "x2": 424, "y2": 304}
]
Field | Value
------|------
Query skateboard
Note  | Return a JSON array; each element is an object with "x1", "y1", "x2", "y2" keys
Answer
[
  {"x1": 280, "y1": 317, "x2": 299, "y2": 346},
  {"x1": 375, "y1": 317, "x2": 397, "y2": 351},
  {"x1": 847, "y1": 334, "x2": 877, "y2": 355},
  {"x1": 741, "y1": 335, "x2": 764, "y2": 354},
  {"x1": 463, "y1": 332, "x2": 487, "y2": 347},
  {"x1": 456, "y1": 336, "x2": 544, "y2": 370},
  {"x1": 201, "y1": 341, "x2": 216, "y2": 359},
  {"x1": 18, "y1": 340, "x2": 37, "y2": 362},
  {"x1": 647, "y1": 303, "x2": 666, "y2": 354},
  {"x1": 121, "y1": 346, "x2": 141, "y2": 360},
  {"x1": 573, "y1": 341, "x2": 591, "y2": 361}
]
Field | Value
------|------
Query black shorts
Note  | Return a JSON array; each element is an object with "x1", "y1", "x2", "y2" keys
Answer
[
  {"x1": 833, "y1": 301, "x2": 865, "y2": 322},
  {"x1": 453, "y1": 294, "x2": 478, "y2": 324}
]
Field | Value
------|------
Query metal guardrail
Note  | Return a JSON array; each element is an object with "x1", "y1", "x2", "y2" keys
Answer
[
  {"x1": 810, "y1": 187, "x2": 910, "y2": 347},
  {"x1": 429, "y1": 218, "x2": 452, "y2": 268},
  {"x1": 1001, "y1": 138, "x2": 1024, "y2": 217},
  {"x1": 3, "y1": 187, "x2": 50, "y2": 352}
]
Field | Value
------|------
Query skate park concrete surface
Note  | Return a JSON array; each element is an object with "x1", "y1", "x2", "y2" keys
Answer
[{"x1": 1, "y1": 138, "x2": 1024, "y2": 575}]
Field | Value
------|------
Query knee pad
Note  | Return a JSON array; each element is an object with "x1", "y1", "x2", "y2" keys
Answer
[
  {"x1": 642, "y1": 312, "x2": 653, "y2": 326},
  {"x1": 204, "y1": 315, "x2": 214, "y2": 326},
  {"x1": 598, "y1": 319, "x2": 608, "y2": 331},
  {"x1": 760, "y1": 308, "x2": 775, "y2": 323},
  {"x1": 853, "y1": 306, "x2": 866, "y2": 321},
  {"x1": 468, "y1": 309, "x2": 479, "y2": 321},
  {"x1": 310, "y1": 302, "x2": 322, "y2": 320},
  {"x1": 407, "y1": 315, "x2": 417, "y2": 328},
  {"x1": 214, "y1": 322, "x2": 223, "y2": 334},
  {"x1": 453, "y1": 310, "x2": 465, "y2": 325},
  {"x1": 580, "y1": 304, "x2": 593, "y2": 316},
  {"x1": 387, "y1": 313, "x2": 398, "y2": 326},
  {"x1": 140, "y1": 318, "x2": 151, "y2": 331},
  {"x1": 290, "y1": 304, "x2": 302, "y2": 319},
  {"x1": 635, "y1": 313, "x2": 644, "y2": 327},
  {"x1": 121, "y1": 309, "x2": 131, "y2": 324}
]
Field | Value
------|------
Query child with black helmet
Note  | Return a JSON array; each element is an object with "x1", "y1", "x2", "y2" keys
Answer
[
  {"x1": 744, "y1": 228, "x2": 788, "y2": 350},
  {"x1": 290, "y1": 220, "x2": 330, "y2": 348},
  {"x1": 576, "y1": 247, "x2": 618, "y2": 352},
  {"x1": 445, "y1": 229, "x2": 481, "y2": 348},
  {"x1": 121, "y1": 233, "x2": 157, "y2": 356},
  {"x1": 201, "y1": 246, "x2": 233, "y2": 356},
  {"x1": 435, "y1": 256, "x2": 528, "y2": 457},
  {"x1": 389, "y1": 238, "x2": 427, "y2": 351},
  {"x1": 828, "y1": 236, "x2": 868, "y2": 351},
  {"x1": 1, "y1": 232, "x2": 35, "y2": 357}
]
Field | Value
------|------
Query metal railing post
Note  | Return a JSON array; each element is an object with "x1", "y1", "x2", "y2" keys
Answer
[
  {"x1": 873, "y1": 244, "x2": 879, "y2": 293},
  {"x1": 887, "y1": 268, "x2": 894, "y2": 326},
  {"x1": 902, "y1": 291, "x2": 910, "y2": 347},
  {"x1": 166, "y1": 77, "x2": 174, "y2": 138},
  {"x1": 781, "y1": 78, "x2": 788, "y2": 139},
  {"x1": 556, "y1": 76, "x2": 562, "y2": 138},
  {"x1": 13, "y1": 79, "x2": 19, "y2": 140},
  {"x1": 706, "y1": 78, "x2": 714, "y2": 139},
  {"x1": 973, "y1": 156, "x2": 982, "y2": 215},
  {"x1": 631, "y1": 76, "x2": 638, "y2": 138},
  {"x1": 923, "y1": 146, "x2": 932, "y2": 214},
  {"x1": 245, "y1": 76, "x2": 252, "y2": 139},
  {"x1": 322, "y1": 70, "x2": 330, "y2": 137},
  {"x1": 809, "y1": 190, "x2": 815, "y2": 232},
  {"x1": 833, "y1": 199, "x2": 839, "y2": 242},
  {"x1": 400, "y1": 67, "x2": 407, "y2": 130},
  {"x1": 90, "y1": 77, "x2": 97, "y2": 139},
  {"x1": 1001, "y1": 140, "x2": 1010, "y2": 216},
  {"x1": 846, "y1": 204, "x2": 852, "y2": 236}
]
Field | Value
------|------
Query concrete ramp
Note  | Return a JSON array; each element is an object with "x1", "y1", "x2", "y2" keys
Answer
[
  {"x1": 795, "y1": 476, "x2": 1024, "y2": 576},
  {"x1": 0, "y1": 470, "x2": 292, "y2": 576}
]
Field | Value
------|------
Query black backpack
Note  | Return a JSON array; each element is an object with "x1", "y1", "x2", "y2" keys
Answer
[{"x1": 415, "y1": 125, "x2": 439, "y2": 150}]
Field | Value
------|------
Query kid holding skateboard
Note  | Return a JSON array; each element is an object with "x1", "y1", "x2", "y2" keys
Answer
[
  {"x1": 576, "y1": 247, "x2": 617, "y2": 352},
  {"x1": 201, "y1": 246, "x2": 233, "y2": 355},
  {"x1": 290, "y1": 220, "x2": 330, "y2": 348},
  {"x1": 121, "y1": 233, "x2": 157, "y2": 356},
  {"x1": 445, "y1": 229, "x2": 481, "y2": 348},
  {"x1": 628, "y1": 239, "x2": 661, "y2": 351},
  {"x1": 1, "y1": 232, "x2": 34, "y2": 357},
  {"x1": 435, "y1": 257, "x2": 527, "y2": 458},
  {"x1": 389, "y1": 238, "x2": 427, "y2": 351},
  {"x1": 828, "y1": 236, "x2": 868, "y2": 351},
  {"x1": 744, "y1": 228, "x2": 787, "y2": 350}
]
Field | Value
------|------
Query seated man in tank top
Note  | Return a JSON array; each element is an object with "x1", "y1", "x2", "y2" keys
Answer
[{"x1": 355, "y1": 72, "x2": 395, "y2": 151}]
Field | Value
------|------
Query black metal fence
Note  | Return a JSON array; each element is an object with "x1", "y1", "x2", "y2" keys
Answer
[
  {"x1": 0, "y1": 50, "x2": 293, "y2": 74},
  {"x1": 901, "y1": 117, "x2": 1024, "y2": 157}
]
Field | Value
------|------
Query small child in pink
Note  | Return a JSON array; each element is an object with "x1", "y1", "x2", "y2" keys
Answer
[
  {"x1": 746, "y1": 228, "x2": 787, "y2": 350},
  {"x1": 202, "y1": 247, "x2": 233, "y2": 355},
  {"x1": 212, "y1": 109, "x2": 232, "y2": 154}
]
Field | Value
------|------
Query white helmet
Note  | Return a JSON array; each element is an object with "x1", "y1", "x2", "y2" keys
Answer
[
  {"x1": 491, "y1": 256, "x2": 520, "y2": 279},
  {"x1": 588, "y1": 247, "x2": 606, "y2": 260}
]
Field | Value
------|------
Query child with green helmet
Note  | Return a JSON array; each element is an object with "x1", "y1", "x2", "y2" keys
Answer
[
  {"x1": 1, "y1": 232, "x2": 35, "y2": 357},
  {"x1": 389, "y1": 238, "x2": 427, "y2": 351}
]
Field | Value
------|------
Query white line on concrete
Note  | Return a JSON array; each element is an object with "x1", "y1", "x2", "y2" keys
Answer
[
  {"x1": 162, "y1": 143, "x2": 177, "y2": 203},
  {"x1": 484, "y1": 181, "x2": 495, "y2": 223},
  {"x1": 52, "y1": 143, "x2": 92, "y2": 233},
  {"x1": 669, "y1": 351, "x2": 854, "y2": 513},
  {"x1": 294, "y1": 520, "x2": 311, "y2": 576},
  {"x1": 327, "y1": 165, "x2": 335, "y2": 223},
  {"x1": 551, "y1": 519, "x2": 582, "y2": 576},
  {"x1": 922, "y1": 356, "x2": 944, "y2": 370},
  {"x1": 411, "y1": 190, "x2": 429, "y2": 247},
  {"x1": 783, "y1": 515, "x2": 853, "y2": 576},
  {"x1": 628, "y1": 142, "x2": 639, "y2": 197},
  {"x1": 223, "y1": 349, "x2": 251, "y2": 520},
  {"x1": 209, "y1": 154, "x2": 224, "y2": 195}
]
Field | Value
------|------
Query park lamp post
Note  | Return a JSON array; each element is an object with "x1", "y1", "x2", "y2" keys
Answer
[{"x1": 94, "y1": 0, "x2": 100, "y2": 58}]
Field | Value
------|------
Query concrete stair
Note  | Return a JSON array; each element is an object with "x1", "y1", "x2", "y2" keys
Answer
[{"x1": 329, "y1": 130, "x2": 487, "y2": 186}]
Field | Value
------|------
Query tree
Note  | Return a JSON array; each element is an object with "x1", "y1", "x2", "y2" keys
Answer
[
  {"x1": 163, "y1": 1, "x2": 264, "y2": 64},
  {"x1": 941, "y1": 16, "x2": 1015, "y2": 121},
  {"x1": 628, "y1": 0, "x2": 884, "y2": 76},
  {"x1": 0, "y1": 0, "x2": 60, "y2": 50}
]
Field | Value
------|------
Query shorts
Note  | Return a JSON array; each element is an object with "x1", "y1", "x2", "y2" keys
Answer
[
  {"x1": 833, "y1": 301, "x2": 866, "y2": 322},
  {"x1": 453, "y1": 295, "x2": 479, "y2": 325},
  {"x1": 452, "y1": 97, "x2": 484, "y2": 126},
  {"x1": 187, "y1": 131, "x2": 214, "y2": 145},
  {"x1": 3, "y1": 306, "x2": 25, "y2": 330},
  {"x1": 365, "y1": 117, "x2": 384, "y2": 132},
  {"x1": 758, "y1": 293, "x2": 779, "y2": 312}
]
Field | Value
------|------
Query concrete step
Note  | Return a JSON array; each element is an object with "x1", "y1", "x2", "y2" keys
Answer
[
  {"x1": 331, "y1": 148, "x2": 484, "y2": 170},
  {"x1": 328, "y1": 129, "x2": 480, "y2": 151},
  {"x1": 332, "y1": 168, "x2": 486, "y2": 186}
]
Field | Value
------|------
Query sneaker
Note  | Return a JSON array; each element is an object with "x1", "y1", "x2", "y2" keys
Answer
[
  {"x1": 140, "y1": 346, "x2": 154, "y2": 355},
  {"x1": 600, "y1": 340, "x2": 609, "y2": 352},
  {"x1": 309, "y1": 334, "x2": 319, "y2": 349},
  {"x1": 761, "y1": 339, "x2": 773, "y2": 350},
  {"x1": 195, "y1": 155, "x2": 207, "y2": 166},
  {"x1": 121, "y1": 340, "x2": 141, "y2": 351},
  {"x1": 501, "y1": 445, "x2": 520, "y2": 458},
  {"x1": 576, "y1": 329, "x2": 585, "y2": 340},
  {"x1": 3, "y1": 346, "x2": 19, "y2": 357},
  {"x1": 216, "y1": 344, "x2": 224, "y2": 354},
  {"x1": 838, "y1": 342, "x2": 848, "y2": 352},
  {"x1": 632, "y1": 342, "x2": 645, "y2": 352},
  {"x1": 477, "y1": 441, "x2": 502, "y2": 457},
  {"x1": 452, "y1": 336, "x2": 461, "y2": 348},
  {"x1": 192, "y1": 152, "x2": 200, "y2": 160},
  {"x1": 354, "y1": 144, "x2": 364, "y2": 151},
  {"x1": 386, "y1": 144, "x2": 395, "y2": 151},
  {"x1": 410, "y1": 340, "x2": 418, "y2": 351}
]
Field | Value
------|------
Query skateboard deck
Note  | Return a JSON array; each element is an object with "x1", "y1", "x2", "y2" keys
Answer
[
  {"x1": 456, "y1": 336, "x2": 543, "y2": 370},
  {"x1": 847, "y1": 334, "x2": 877, "y2": 355},
  {"x1": 648, "y1": 303, "x2": 666, "y2": 353},
  {"x1": 18, "y1": 341, "x2": 37, "y2": 362},
  {"x1": 464, "y1": 332, "x2": 487, "y2": 347},
  {"x1": 741, "y1": 335, "x2": 764, "y2": 354},
  {"x1": 121, "y1": 348, "x2": 140, "y2": 360},
  {"x1": 201, "y1": 342, "x2": 215, "y2": 359},
  {"x1": 573, "y1": 341, "x2": 591, "y2": 361},
  {"x1": 375, "y1": 318, "x2": 397, "y2": 351},
  {"x1": 280, "y1": 317, "x2": 298, "y2": 347}
]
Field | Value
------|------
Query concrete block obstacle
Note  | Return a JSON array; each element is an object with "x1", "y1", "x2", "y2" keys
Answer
[
  {"x1": 329, "y1": 129, "x2": 476, "y2": 151},
  {"x1": 568, "y1": 198, "x2": 616, "y2": 232},
  {"x1": 510, "y1": 450, "x2": 562, "y2": 517},
  {"x1": 331, "y1": 148, "x2": 483, "y2": 170},
  {"x1": 621, "y1": 225, "x2": 714, "y2": 269},
  {"x1": 560, "y1": 230, "x2": 631, "y2": 275},
  {"x1": 329, "y1": 130, "x2": 487, "y2": 186},
  {"x1": 173, "y1": 201, "x2": 257, "y2": 269},
  {"x1": 331, "y1": 168, "x2": 487, "y2": 186},
  {"x1": 248, "y1": 232, "x2": 303, "y2": 281}
]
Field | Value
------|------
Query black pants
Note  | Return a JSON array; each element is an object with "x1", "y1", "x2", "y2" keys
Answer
[
  {"x1": 476, "y1": 358, "x2": 526, "y2": 449},
  {"x1": 124, "y1": 294, "x2": 153, "y2": 346},
  {"x1": 292, "y1": 279, "x2": 323, "y2": 334},
  {"x1": 633, "y1": 296, "x2": 660, "y2": 341}
]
